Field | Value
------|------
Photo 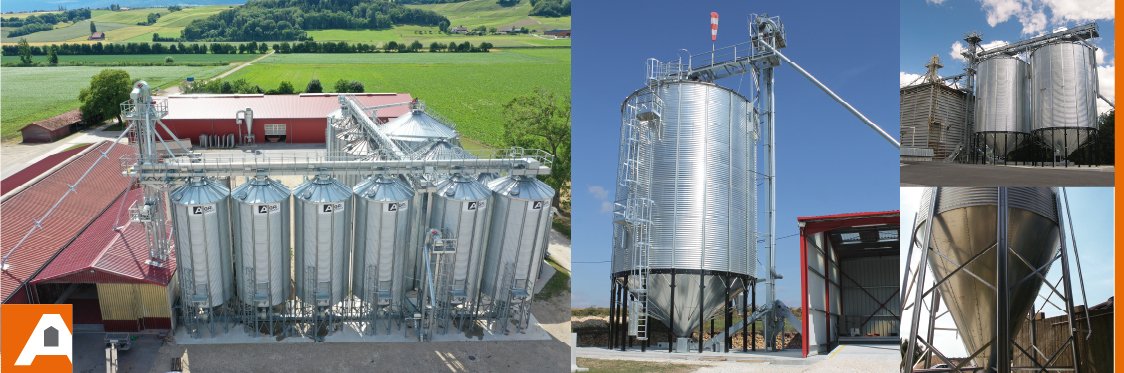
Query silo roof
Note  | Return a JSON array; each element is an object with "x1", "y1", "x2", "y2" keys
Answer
[{"x1": 383, "y1": 110, "x2": 457, "y2": 140}]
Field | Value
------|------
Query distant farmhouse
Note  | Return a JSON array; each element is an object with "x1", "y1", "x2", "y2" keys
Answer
[
  {"x1": 450, "y1": 25, "x2": 468, "y2": 34},
  {"x1": 88, "y1": 31, "x2": 105, "y2": 40},
  {"x1": 545, "y1": 29, "x2": 571, "y2": 38}
]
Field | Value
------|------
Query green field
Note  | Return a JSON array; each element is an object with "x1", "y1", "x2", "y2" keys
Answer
[
  {"x1": 409, "y1": 0, "x2": 570, "y2": 31},
  {"x1": 223, "y1": 48, "x2": 569, "y2": 146},
  {"x1": 1, "y1": 6, "x2": 232, "y2": 44},
  {"x1": 1, "y1": 65, "x2": 231, "y2": 141},
  {"x1": 1, "y1": 53, "x2": 258, "y2": 65}
]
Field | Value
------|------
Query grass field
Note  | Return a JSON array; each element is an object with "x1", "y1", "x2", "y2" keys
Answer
[
  {"x1": 222, "y1": 48, "x2": 569, "y2": 147},
  {"x1": 1, "y1": 6, "x2": 232, "y2": 44},
  {"x1": 308, "y1": 26, "x2": 569, "y2": 47},
  {"x1": 1, "y1": 65, "x2": 231, "y2": 141},
  {"x1": 1, "y1": 53, "x2": 258, "y2": 65},
  {"x1": 409, "y1": 0, "x2": 570, "y2": 31}
]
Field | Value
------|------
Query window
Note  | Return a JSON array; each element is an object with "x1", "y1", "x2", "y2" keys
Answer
[{"x1": 264, "y1": 123, "x2": 286, "y2": 136}]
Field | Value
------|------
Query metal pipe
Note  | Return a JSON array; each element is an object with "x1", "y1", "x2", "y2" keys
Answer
[
  {"x1": 1061, "y1": 188, "x2": 1092, "y2": 340},
  {"x1": 996, "y1": 187, "x2": 1010, "y2": 373},
  {"x1": 757, "y1": 41, "x2": 900, "y2": 148},
  {"x1": 1055, "y1": 190, "x2": 1084, "y2": 372},
  {"x1": 342, "y1": 95, "x2": 406, "y2": 158},
  {"x1": 763, "y1": 63, "x2": 778, "y2": 351},
  {"x1": 904, "y1": 187, "x2": 940, "y2": 373},
  {"x1": 1098, "y1": 93, "x2": 1115, "y2": 109}
]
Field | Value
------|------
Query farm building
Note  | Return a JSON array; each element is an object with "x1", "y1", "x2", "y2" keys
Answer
[
  {"x1": 89, "y1": 31, "x2": 106, "y2": 40},
  {"x1": 798, "y1": 210, "x2": 900, "y2": 357},
  {"x1": 545, "y1": 29, "x2": 571, "y2": 38},
  {"x1": 20, "y1": 109, "x2": 83, "y2": 143},
  {"x1": 158, "y1": 93, "x2": 412, "y2": 145},
  {"x1": 1, "y1": 141, "x2": 177, "y2": 333}
]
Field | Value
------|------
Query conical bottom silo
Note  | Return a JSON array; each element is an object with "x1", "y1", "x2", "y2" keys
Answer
[
  {"x1": 611, "y1": 81, "x2": 756, "y2": 339},
  {"x1": 974, "y1": 57, "x2": 1029, "y2": 159},
  {"x1": 916, "y1": 187, "x2": 1060, "y2": 369}
]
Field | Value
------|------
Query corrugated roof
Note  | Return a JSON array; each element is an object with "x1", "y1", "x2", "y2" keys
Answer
[
  {"x1": 163, "y1": 93, "x2": 413, "y2": 120},
  {"x1": 1, "y1": 143, "x2": 92, "y2": 195},
  {"x1": 22, "y1": 109, "x2": 82, "y2": 131},
  {"x1": 798, "y1": 210, "x2": 900, "y2": 236},
  {"x1": 382, "y1": 110, "x2": 457, "y2": 141},
  {"x1": 1, "y1": 141, "x2": 136, "y2": 302},
  {"x1": 34, "y1": 188, "x2": 176, "y2": 286}
]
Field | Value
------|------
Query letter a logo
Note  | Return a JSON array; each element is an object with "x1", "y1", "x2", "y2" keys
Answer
[{"x1": 1, "y1": 304, "x2": 73, "y2": 372}]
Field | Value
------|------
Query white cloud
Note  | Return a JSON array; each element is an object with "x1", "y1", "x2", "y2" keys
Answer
[
  {"x1": 926, "y1": 0, "x2": 947, "y2": 4},
  {"x1": 979, "y1": 0, "x2": 1113, "y2": 36},
  {"x1": 1096, "y1": 64, "x2": 1114, "y2": 115},
  {"x1": 588, "y1": 185, "x2": 614, "y2": 213},
  {"x1": 901, "y1": 72, "x2": 924, "y2": 87},
  {"x1": 1042, "y1": 0, "x2": 1115, "y2": 23},
  {"x1": 1094, "y1": 49, "x2": 1107, "y2": 65},
  {"x1": 950, "y1": 41, "x2": 969, "y2": 62}
]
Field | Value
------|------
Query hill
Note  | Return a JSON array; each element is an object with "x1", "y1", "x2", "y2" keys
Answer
[{"x1": 0, "y1": 6, "x2": 233, "y2": 44}]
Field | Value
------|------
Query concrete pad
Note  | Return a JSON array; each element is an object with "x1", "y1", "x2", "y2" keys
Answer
[{"x1": 901, "y1": 162, "x2": 1113, "y2": 186}]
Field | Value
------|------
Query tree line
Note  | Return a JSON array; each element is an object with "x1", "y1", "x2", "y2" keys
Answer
[
  {"x1": 528, "y1": 0, "x2": 570, "y2": 17},
  {"x1": 4, "y1": 8, "x2": 92, "y2": 37},
  {"x1": 2, "y1": 40, "x2": 492, "y2": 57},
  {"x1": 181, "y1": 0, "x2": 450, "y2": 41}
]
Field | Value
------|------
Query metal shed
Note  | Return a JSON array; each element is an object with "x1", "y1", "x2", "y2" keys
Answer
[{"x1": 798, "y1": 210, "x2": 900, "y2": 357}]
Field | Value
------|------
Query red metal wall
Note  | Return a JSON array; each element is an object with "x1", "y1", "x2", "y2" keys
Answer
[{"x1": 159, "y1": 118, "x2": 327, "y2": 144}]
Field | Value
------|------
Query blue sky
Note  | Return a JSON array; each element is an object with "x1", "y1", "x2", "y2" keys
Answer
[
  {"x1": 901, "y1": 0, "x2": 1115, "y2": 113},
  {"x1": 571, "y1": 1, "x2": 901, "y2": 307},
  {"x1": 899, "y1": 187, "x2": 1114, "y2": 356}
]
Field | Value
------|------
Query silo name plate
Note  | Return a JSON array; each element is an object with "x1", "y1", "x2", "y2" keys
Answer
[
  {"x1": 321, "y1": 202, "x2": 345, "y2": 214},
  {"x1": 387, "y1": 202, "x2": 407, "y2": 212},
  {"x1": 256, "y1": 204, "x2": 281, "y2": 214},
  {"x1": 190, "y1": 205, "x2": 216, "y2": 215},
  {"x1": 465, "y1": 201, "x2": 486, "y2": 211},
  {"x1": 531, "y1": 201, "x2": 544, "y2": 210}
]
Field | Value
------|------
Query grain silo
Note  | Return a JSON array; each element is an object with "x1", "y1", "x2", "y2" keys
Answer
[
  {"x1": 293, "y1": 175, "x2": 352, "y2": 308},
  {"x1": 482, "y1": 175, "x2": 555, "y2": 332},
  {"x1": 352, "y1": 174, "x2": 414, "y2": 329},
  {"x1": 1029, "y1": 42, "x2": 1099, "y2": 158},
  {"x1": 900, "y1": 56, "x2": 969, "y2": 160},
  {"x1": 610, "y1": 80, "x2": 756, "y2": 342},
  {"x1": 170, "y1": 177, "x2": 234, "y2": 309},
  {"x1": 974, "y1": 57, "x2": 1030, "y2": 160},
  {"x1": 230, "y1": 176, "x2": 291, "y2": 310},
  {"x1": 429, "y1": 174, "x2": 493, "y2": 314}
]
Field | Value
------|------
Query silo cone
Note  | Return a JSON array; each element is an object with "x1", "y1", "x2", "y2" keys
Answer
[{"x1": 917, "y1": 187, "x2": 1060, "y2": 369}]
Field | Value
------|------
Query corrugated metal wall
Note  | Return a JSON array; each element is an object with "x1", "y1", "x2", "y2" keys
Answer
[
  {"x1": 900, "y1": 83, "x2": 969, "y2": 159},
  {"x1": 838, "y1": 256, "x2": 899, "y2": 337},
  {"x1": 96, "y1": 283, "x2": 174, "y2": 331},
  {"x1": 1012, "y1": 306, "x2": 1113, "y2": 373},
  {"x1": 805, "y1": 232, "x2": 842, "y2": 355}
]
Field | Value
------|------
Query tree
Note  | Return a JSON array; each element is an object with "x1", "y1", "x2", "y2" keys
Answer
[
  {"x1": 502, "y1": 88, "x2": 571, "y2": 211},
  {"x1": 277, "y1": 81, "x2": 295, "y2": 94},
  {"x1": 17, "y1": 39, "x2": 33, "y2": 65},
  {"x1": 429, "y1": 42, "x2": 442, "y2": 53},
  {"x1": 306, "y1": 79, "x2": 323, "y2": 93},
  {"x1": 334, "y1": 79, "x2": 351, "y2": 93},
  {"x1": 90, "y1": 21, "x2": 97, "y2": 33},
  {"x1": 409, "y1": 40, "x2": 423, "y2": 52},
  {"x1": 78, "y1": 69, "x2": 131, "y2": 125},
  {"x1": 347, "y1": 81, "x2": 365, "y2": 93},
  {"x1": 48, "y1": 45, "x2": 59, "y2": 65}
]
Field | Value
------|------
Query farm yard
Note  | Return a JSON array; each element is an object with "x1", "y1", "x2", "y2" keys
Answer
[
  {"x1": 222, "y1": 48, "x2": 570, "y2": 147},
  {"x1": 0, "y1": 64, "x2": 230, "y2": 141}
]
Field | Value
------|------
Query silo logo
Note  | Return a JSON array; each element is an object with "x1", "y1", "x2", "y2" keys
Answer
[
  {"x1": 256, "y1": 204, "x2": 280, "y2": 214},
  {"x1": 321, "y1": 202, "x2": 345, "y2": 214},
  {"x1": 1, "y1": 304, "x2": 73, "y2": 372},
  {"x1": 387, "y1": 203, "x2": 406, "y2": 212},
  {"x1": 532, "y1": 201, "x2": 544, "y2": 210},
  {"x1": 191, "y1": 205, "x2": 215, "y2": 215},
  {"x1": 465, "y1": 201, "x2": 486, "y2": 211}
]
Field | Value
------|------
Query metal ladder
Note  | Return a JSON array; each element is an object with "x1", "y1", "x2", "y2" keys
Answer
[{"x1": 622, "y1": 69, "x2": 663, "y2": 341}]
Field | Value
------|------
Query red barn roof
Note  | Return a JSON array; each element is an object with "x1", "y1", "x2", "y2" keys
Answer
[
  {"x1": 162, "y1": 93, "x2": 413, "y2": 120},
  {"x1": 1, "y1": 141, "x2": 136, "y2": 302},
  {"x1": 34, "y1": 188, "x2": 176, "y2": 286},
  {"x1": 1, "y1": 143, "x2": 92, "y2": 195}
]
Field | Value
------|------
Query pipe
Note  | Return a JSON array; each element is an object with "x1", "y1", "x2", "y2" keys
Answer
[
  {"x1": 757, "y1": 41, "x2": 901, "y2": 149},
  {"x1": 135, "y1": 158, "x2": 551, "y2": 178}
]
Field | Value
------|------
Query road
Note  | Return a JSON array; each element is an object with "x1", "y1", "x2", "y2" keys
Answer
[
  {"x1": 901, "y1": 162, "x2": 1114, "y2": 187},
  {"x1": 160, "y1": 51, "x2": 274, "y2": 95}
]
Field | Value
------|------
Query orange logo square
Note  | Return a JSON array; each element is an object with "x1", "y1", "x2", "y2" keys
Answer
[{"x1": 1, "y1": 304, "x2": 73, "y2": 372}]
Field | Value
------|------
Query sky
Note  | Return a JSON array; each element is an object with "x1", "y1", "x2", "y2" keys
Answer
[
  {"x1": 900, "y1": 0, "x2": 1115, "y2": 114},
  {"x1": 899, "y1": 187, "x2": 1114, "y2": 358},
  {"x1": 571, "y1": 1, "x2": 901, "y2": 308}
]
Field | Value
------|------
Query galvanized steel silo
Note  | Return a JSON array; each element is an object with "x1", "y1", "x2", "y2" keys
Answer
[
  {"x1": 383, "y1": 108, "x2": 458, "y2": 154},
  {"x1": 352, "y1": 175, "x2": 415, "y2": 308},
  {"x1": 231, "y1": 176, "x2": 292, "y2": 308},
  {"x1": 293, "y1": 175, "x2": 353, "y2": 307},
  {"x1": 612, "y1": 81, "x2": 757, "y2": 337},
  {"x1": 429, "y1": 174, "x2": 493, "y2": 306},
  {"x1": 916, "y1": 187, "x2": 1060, "y2": 369},
  {"x1": 1029, "y1": 42, "x2": 1099, "y2": 157},
  {"x1": 481, "y1": 175, "x2": 555, "y2": 305},
  {"x1": 974, "y1": 57, "x2": 1030, "y2": 158},
  {"x1": 170, "y1": 177, "x2": 234, "y2": 308}
]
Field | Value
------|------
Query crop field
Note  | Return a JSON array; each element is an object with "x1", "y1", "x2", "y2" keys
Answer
[
  {"x1": 410, "y1": 0, "x2": 570, "y2": 31},
  {"x1": 1, "y1": 6, "x2": 231, "y2": 44},
  {"x1": 1, "y1": 53, "x2": 258, "y2": 65},
  {"x1": 0, "y1": 65, "x2": 230, "y2": 141},
  {"x1": 224, "y1": 48, "x2": 570, "y2": 147}
]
